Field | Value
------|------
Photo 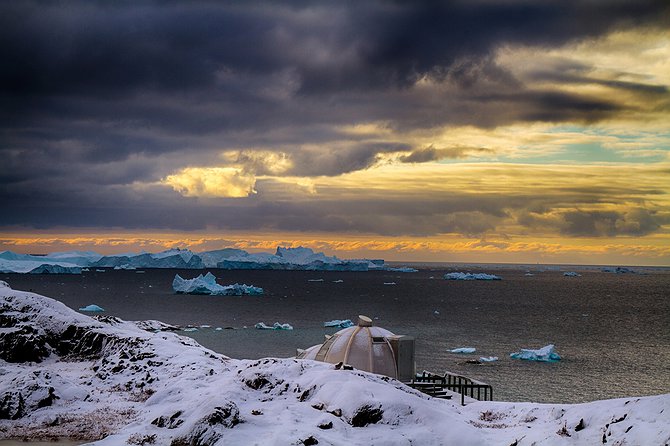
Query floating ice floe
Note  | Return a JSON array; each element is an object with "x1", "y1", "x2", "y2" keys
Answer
[
  {"x1": 78, "y1": 304, "x2": 105, "y2": 312},
  {"x1": 332, "y1": 279, "x2": 344, "y2": 283},
  {"x1": 324, "y1": 319, "x2": 354, "y2": 328},
  {"x1": 95, "y1": 269, "x2": 106, "y2": 272},
  {"x1": 479, "y1": 356, "x2": 498, "y2": 362},
  {"x1": 255, "y1": 322, "x2": 293, "y2": 330},
  {"x1": 172, "y1": 272, "x2": 263, "y2": 296},
  {"x1": 307, "y1": 278, "x2": 324, "y2": 282},
  {"x1": 383, "y1": 282, "x2": 397, "y2": 285},
  {"x1": 444, "y1": 272, "x2": 501, "y2": 280},
  {"x1": 450, "y1": 347, "x2": 476, "y2": 354},
  {"x1": 510, "y1": 344, "x2": 561, "y2": 362},
  {"x1": 601, "y1": 266, "x2": 637, "y2": 274},
  {"x1": 563, "y1": 271, "x2": 581, "y2": 277},
  {"x1": 385, "y1": 267, "x2": 419, "y2": 273}
]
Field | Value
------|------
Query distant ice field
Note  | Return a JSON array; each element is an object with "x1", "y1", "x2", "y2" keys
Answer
[{"x1": 5, "y1": 265, "x2": 669, "y2": 404}]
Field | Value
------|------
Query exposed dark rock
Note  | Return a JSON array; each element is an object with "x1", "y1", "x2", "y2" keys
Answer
[
  {"x1": 206, "y1": 403, "x2": 240, "y2": 428},
  {"x1": 178, "y1": 402, "x2": 241, "y2": 446},
  {"x1": 37, "y1": 387, "x2": 59, "y2": 408},
  {"x1": 302, "y1": 435, "x2": 319, "y2": 445},
  {"x1": 245, "y1": 374, "x2": 270, "y2": 390},
  {"x1": 0, "y1": 392, "x2": 25, "y2": 420},
  {"x1": 351, "y1": 405, "x2": 383, "y2": 427},
  {"x1": 575, "y1": 418, "x2": 585, "y2": 431},
  {"x1": 151, "y1": 411, "x2": 184, "y2": 429},
  {"x1": 318, "y1": 421, "x2": 333, "y2": 429},
  {"x1": 0, "y1": 325, "x2": 50, "y2": 362}
]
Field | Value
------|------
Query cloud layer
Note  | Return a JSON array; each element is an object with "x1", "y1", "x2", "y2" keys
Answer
[{"x1": 1, "y1": 1, "x2": 669, "y2": 262}]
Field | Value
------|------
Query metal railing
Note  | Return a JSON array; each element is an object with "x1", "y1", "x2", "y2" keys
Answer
[{"x1": 408, "y1": 370, "x2": 493, "y2": 406}]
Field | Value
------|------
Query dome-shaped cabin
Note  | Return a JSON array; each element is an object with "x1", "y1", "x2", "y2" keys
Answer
[{"x1": 296, "y1": 315, "x2": 415, "y2": 381}]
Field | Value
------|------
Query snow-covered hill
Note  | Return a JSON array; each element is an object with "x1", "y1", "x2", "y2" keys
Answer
[{"x1": 0, "y1": 281, "x2": 668, "y2": 445}]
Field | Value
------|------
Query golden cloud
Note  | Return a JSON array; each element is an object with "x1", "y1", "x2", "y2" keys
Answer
[{"x1": 162, "y1": 167, "x2": 257, "y2": 198}]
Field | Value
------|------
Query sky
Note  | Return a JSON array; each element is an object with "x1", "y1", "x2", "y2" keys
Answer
[{"x1": 1, "y1": 1, "x2": 669, "y2": 265}]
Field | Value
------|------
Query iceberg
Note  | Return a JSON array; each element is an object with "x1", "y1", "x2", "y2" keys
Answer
[
  {"x1": 444, "y1": 272, "x2": 501, "y2": 280},
  {"x1": 563, "y1": 271, "x2": 581, "y2": 277},
  {"x1": 78, "y1": 304, "x2": 105, "y2": 312},
  {"x1": 324, "y1": 319, "x2": 354, "y2": 328},
  {"x1": 172, "y1": 272, "x2": 263, "y2": 296},
  {"x1": 114, "y1": 264, "x2": 136, "y2": 270},
  {"x1": 217, "y1": 246, "x2": 376, "y2": 271},
  {"x1": 29, "y1": 264, "x2": 82, "y2": 274},
  {"x1": 255, "y1": 322, "x2": 294, "y2": 330},
  {"x1": 479, "y1": 356, "x2": 498, "y2": 362},
  {"x1": 0, "y1": 246, "x2": 387, "y2": 273},
  {"x1": 95, "y1": 248, "x2": 204, "y2": 269},
  {"x1": 450, "y1": 347, "x2": 476, "y2": 354},
  {"x1": 510, "y1": 344, "x2": 561, "y2": 362}
]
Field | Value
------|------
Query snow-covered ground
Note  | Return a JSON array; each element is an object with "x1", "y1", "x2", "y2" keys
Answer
[{"x1": 0, "y1": 282, "x2": 668, "y2": 445}]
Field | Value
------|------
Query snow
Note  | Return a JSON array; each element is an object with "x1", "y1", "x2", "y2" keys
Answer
[
  {"x1": 510, "y1": 344, "x2": 562, "y2": 362},
  {"x1": 450, "y1": 347, "x2": 476, "y2": 354},
  {"x1": 0, "y1": 284, "x2": 668, "y2": 445},
  {"x1": 324, "y1": 319, "x2": 354, "y2": 328},
  {"x1": 445, "y1": 272, "x2": 502, "y2": 280},
  {"x1": 78, "y1": 304, "x2": 105, "y2": 312},
  {"x1": 254, "y1": 322, "x2": 294, "y2": 330},
  {"x1": 172, "y1": 273, "x2": 263, "y2": 296}
]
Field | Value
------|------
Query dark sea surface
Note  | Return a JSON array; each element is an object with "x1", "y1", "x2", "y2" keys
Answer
[{"x1": 5, "y1": 265, "x2": 669, "y2": 404}]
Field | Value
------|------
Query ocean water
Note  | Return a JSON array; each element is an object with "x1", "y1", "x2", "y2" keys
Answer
[{"x1": 5, "y1": 265, "x2": 669, "y2": 404}]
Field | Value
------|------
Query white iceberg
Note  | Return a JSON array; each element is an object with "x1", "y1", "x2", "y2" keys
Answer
[
  {"x1": 96, "y1": 248, "x2": 204, "y2": 269},
  {"x1": 29, "y1": 264, "x2": 82, "y2": 274},
  {"x1": 510, "y1": 344, "x2": 561, "y2": 362},
  {"x1": 173, "y1": 273, "x2": 263, "y2": 296},
  {"x1": 217, "y1": 246, "x2": 376, "y2": 271},
  {"x1": 255, "y1": 322, "x2": 294, "y2": 330},
  {"x1": 324, "y1": 319, "x2": 354, "y2": 328},
  {"x1": 114, "y1": 264, "x2": 136, "y2": 270},
  {"x1": 444, "y1": 272, "x2": 501, "y2": 280},
  {"x1": 479, "y1": 356, "x2": 499, "y2": 362},
  {"x1": 450, "y1": 347, "x2": 476, "y2": 354},
  {"x1": 0, "y1": 246, "x2": 387, "y2": 273},
  {"x1": 78, "y1": 304, "x2": 105, "y2": 312},
  {"x1": 563, "y1": 271, "x2": 581, "y2": 277}
]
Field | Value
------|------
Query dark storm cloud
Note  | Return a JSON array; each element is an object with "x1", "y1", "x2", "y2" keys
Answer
[
  {"x1": 1, "y1": 0, "x2": 669, "y2": 232},
  {"x1": 400, "y1": 145, "x2": 494, "y2": 163}
]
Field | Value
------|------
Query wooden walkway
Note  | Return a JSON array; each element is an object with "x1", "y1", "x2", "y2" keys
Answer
[{"x1": 407, "y1": 370, "x2": 493, "y2": 405}]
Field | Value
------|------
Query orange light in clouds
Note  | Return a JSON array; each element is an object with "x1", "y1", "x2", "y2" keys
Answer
[{"x1": 1, "y1": 231, "x2": 669, "y2": 266}]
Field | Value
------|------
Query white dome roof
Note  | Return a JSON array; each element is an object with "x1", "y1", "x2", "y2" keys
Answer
[{"x1": 298, "y1": 315, "x2": 399, "y2": 378}]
